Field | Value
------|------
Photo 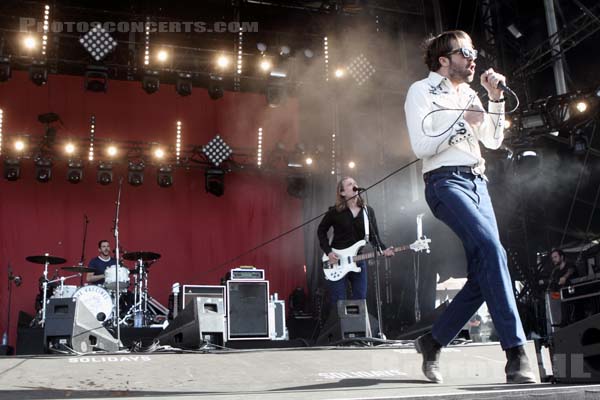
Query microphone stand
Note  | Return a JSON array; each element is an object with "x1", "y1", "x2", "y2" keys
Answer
[
  {"x1": 359, "y1": 190, "x2": 386, "y2": 340},
  {"x1": 79, "y1": 215, "x2": 89, "y2": 286},
  {"x1": 112, "y1": 178, "x2": 124, "y2": 346}
]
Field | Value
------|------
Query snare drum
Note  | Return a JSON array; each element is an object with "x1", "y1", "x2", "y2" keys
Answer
[
  {"x1": 51, "y1": 285, "x2": 78, "y2": 299},
  {"x1": 104, "y1": 265, "x2": 130, "y2": 292},
  {"x1": 73, "y1": 285, "x2": 113, "y2": 321}
]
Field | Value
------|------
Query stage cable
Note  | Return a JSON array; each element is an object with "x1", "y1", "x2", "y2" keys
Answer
[{"x1": 204, "y1": 158, "x2": 421, "y2": 276}]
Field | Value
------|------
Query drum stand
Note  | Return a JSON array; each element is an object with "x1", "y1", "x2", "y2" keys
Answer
[
  {"x1": 127, "y1": 259, "x2": 148, "y2": 326},
  {"x1": 40, "y1": 258, "x2": 50, "y2": 326}
]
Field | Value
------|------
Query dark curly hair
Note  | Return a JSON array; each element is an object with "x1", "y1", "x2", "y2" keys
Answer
[{"x1": 423, "y1": 30, "x2": 472, "y2": 72}]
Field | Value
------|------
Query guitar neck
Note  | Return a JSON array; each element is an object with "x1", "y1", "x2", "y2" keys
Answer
[{"x1": 353, "y1": 245, "x2": 410, "y2": 263}]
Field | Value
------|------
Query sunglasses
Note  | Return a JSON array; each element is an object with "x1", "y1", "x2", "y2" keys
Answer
[{"x1": 446, "y1": 47, "x2": 478, "y2": 60}]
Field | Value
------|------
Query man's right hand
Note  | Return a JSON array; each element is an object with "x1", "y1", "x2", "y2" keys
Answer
[
  {"x1": 328, "y1": 252, "x2": 339, "y2": 266},
  {"x1": 464, "y1": 104, "x2": 484, "y2": 127}
]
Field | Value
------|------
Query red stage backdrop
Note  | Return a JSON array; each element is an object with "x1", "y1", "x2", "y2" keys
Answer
[{"x1": 0, "y1": 72, "x2": 306, "y2": 346}]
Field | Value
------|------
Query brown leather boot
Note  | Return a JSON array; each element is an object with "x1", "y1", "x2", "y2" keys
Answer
[
  {"x1": 505, "y1": 345, "x2": 536, "y2": 384},
  {"x1": 415, "y1": 332, "x2": 443, "y2": 383}
]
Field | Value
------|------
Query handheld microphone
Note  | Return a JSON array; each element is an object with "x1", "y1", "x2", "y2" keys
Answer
[
  {"x1": 497, "y1": 81, "x2": 512, "y2": 93},
  {"x1": 352, "y1": 186, "x2": 366, "y2": 192}
]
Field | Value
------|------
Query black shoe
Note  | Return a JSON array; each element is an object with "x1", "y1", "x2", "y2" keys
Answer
[
  {"x1": 505, "y1": 345, "x2": 536, "y2": 384},
  {"x1": 415, "y1": 333, "x2": 443, "y2": 383}
]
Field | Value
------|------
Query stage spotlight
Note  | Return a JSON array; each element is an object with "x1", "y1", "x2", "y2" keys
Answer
[
  {"x1": 334, "y1": 68, "x2": 345, "y2": 78},
  {"x1": 279, "y1": 45, "x2": 291, "y2": 57},
  {"x1": 157, "y1": 165, "x2": 173, "y2": 187},
  {"x1": 208, "y1": 74, "x2": 224, "y2": 100},
  {"x1": 128, "y1": 161, "x2": 145, "y2": 186},
  {"x1": 156, "y1": 49, "x2": 169, "y2": 63},
  {"x1": 0, "y1": 57, "x2": 11, "y2": 82},
  {"x1": 176, "y1": 73, "x2": 192, "y2": 96},
  {"x1": 79, "y1": 24, "x2": 117, "y2": 61},
  {"x1": 305, "y1": 157, "x2": 313, "y2": 166},
  {"x1": 203, "y1": 135, "x2": 232, "y2": 166},
  {"x1": 507, "y1": 24, "x2": 523, "y2": 39},
  {"x1": 257, "y1": 43, "x2": 267, "y2": 52},
  {"x1": 97, "y1": 163, "x2": 113, "y2": 185},
  {"x1": 14, "y1": 139, "x2": 26, "y2": 152},
  {"x1": 23, "y1": 36, "x2": 37, "y2": 50},
  {"x1": 575, "y1": 101, "x2": 588, "y2": 113},
  {"x1": 34, "y1": 157, "x2": 52, "y2": 182},
  {"x1": 142, "y1": 70, "x2": 160, "y2": 94},
  {"x1": 67, "y1": 160, "x2": 83, "y2": 184},
  {"x1": 4, "y1": 158, "x2": 20, "y2": 181},
  {"x1": 106, "y1": 145, "x2": 118, "y2": 157},
  {"x1": 287, "y1": 176, "x2": 306, "y2": 198},
  {"x1": 504, "y1": 119, "x2": 512, "y2": 129},
  {"x1": 65, "y1": 143, "x2": 76, "y2": 155},
  {"x1": 348, "y1": 161, "x2": 356, "y2": 169},
  {"x1": 216, "y1": 55, "x2": 230, "y2": 69},
  {"x1": 153, "y1": 147, "x2": 165, "y2": 159},
  {"x1": 205, "y1": 168, "x2": 225, "y2": 197},
  {"x1": 29, "y1": 60, "x2": 48, "y2": 86},
  {"x1": 303, "y1": 49, "x2": 314, "y2": 59},
  {"x1": 84, "y1": 65, "x2": 108, "y2": 92},
  {"x1": 259, "y1": 58, "x2": 272, "y2": 72}
]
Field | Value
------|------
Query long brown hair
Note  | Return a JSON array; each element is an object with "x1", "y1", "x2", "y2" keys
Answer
[{"x1": 335, "y1": 176, "x2": 364, "y2": 212}]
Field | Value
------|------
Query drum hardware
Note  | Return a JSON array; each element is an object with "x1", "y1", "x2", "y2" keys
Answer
[
  {"x1": 122, "y1": 252, "x2": 161, "y2": 262},
  {"x1": 61, "y1": 266, "x2": 94, "y2": 273},
  {"x1": 26, "y1": 254, "x2": 67, "y2": 326}
]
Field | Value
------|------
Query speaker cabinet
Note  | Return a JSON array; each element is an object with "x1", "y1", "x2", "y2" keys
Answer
[
  {"x1": 158, "y1": 296, "x2": 226, "y2": 349},
  {"x1": 552, "y1": 313, "x2": 600, "y2": 383},
  {"x1": 44, "y1": 298, "x2": 120, "y2": 353},
  {"x1": 227, "y1": 280, "x2": 269, "y2": 340},
  {"x1": 316, "y1": 300, "x2": 375, "y2": 345},
  {"x1": 178, "y1": 285, "x2": 225, "y2": 312}
]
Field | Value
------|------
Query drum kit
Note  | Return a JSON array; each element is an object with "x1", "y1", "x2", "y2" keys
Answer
[{"x1": 26, "y1": 251, "x2": 169, "y2": 328}]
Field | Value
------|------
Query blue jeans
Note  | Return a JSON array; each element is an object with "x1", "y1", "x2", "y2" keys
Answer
[
  {"x1": 424, "y1": 169, "x2": 526, "y2": 350},
  {"x1": 328, "y1": 260, "x2": 368, "y2": 305}
]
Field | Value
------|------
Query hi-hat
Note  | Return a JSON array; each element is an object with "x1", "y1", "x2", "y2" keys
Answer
[
  {"x1": 122, "y1": 251, "x2": 161, "y2": 262},
  {"x1": 26, "y1": 255, "x2": 67, "y2": 265}
]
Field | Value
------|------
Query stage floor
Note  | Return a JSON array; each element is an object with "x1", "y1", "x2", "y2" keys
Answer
[{"x1": 0, "y1": 341, "x2": 597, "y2": 400}]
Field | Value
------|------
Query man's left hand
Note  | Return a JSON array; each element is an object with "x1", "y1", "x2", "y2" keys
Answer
[
  {"x1": 383, "y1": 247, "x2": 395, "y2": 257},
  {"x1": 558, "y1": 277, "x2": 567, "y2": 286},
  {"x1": 480, "y1": 68, "x2": 505, "y2": 101}
]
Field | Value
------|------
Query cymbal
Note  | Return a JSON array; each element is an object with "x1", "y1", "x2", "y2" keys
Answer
[
  {"x1": 61, "y1": 266, "x2": 94, "y2": 273},
  {"x1": 122, "y1": 251, "x2": 161, "y2": 262},
  {"x1": 26, "y1": 255, "x2": 67, "y2": 265}
]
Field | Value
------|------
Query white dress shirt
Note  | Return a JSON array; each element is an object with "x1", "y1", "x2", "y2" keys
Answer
[{"x1": 404, "y1": 71, "x2": 505, "y2": 174}]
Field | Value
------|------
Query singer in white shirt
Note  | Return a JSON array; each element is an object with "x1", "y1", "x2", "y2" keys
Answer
[{"x1": 405, "y1": 30, "x2": 535, "y2": 385}]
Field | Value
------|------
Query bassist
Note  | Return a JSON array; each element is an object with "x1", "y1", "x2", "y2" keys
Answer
[{"x1": 317, "y1": 176, "x2": 394, "y2": 306}]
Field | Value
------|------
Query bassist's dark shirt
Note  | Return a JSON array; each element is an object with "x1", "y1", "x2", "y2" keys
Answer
[{"x1": 317, "y1": 205, "x2": 386, "y2": 255}]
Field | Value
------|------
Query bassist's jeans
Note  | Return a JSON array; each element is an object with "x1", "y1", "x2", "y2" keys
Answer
[
  {"x1": 328, "y1": 260, "x2": 368, "y2": 305},
  {"x1": 424, "y1": 170, "x2": 526, "y2": 350}
]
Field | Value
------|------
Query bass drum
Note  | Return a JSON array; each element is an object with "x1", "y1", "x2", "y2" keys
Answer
[{"x1": 73, "y1": 285, "x2": 113, "y2": 321}]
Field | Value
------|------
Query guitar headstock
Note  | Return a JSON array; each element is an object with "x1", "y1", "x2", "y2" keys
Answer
[{"x1": 410, "y1": 237, "x2": 431, "y2": 253}]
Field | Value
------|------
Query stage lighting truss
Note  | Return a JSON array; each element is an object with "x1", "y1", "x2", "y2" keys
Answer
[
  {"x1": 202, "y1": 135, "x2": 232, "y2": 167},
  {"x1": 346, "y1": 54, "x2": 375, "y2": 86},
  {"x1": 79, "y1": 25, "x2": 118, "y2": 62}
]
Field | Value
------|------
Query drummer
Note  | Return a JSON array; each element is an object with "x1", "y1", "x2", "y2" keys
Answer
[{"x1": 86, "y1": 240, "x2": 117, "y2": 284}]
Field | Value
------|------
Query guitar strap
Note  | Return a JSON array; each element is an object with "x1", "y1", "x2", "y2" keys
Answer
[{"x1": 363, "y1": 206, "x2": 370, "y2": 243}]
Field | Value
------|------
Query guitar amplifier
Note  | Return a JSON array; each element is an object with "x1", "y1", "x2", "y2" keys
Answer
[
  {"x1": 178, "y1": 285, "x2": 226, "y2": 312},
  {"x1": 230, "y1": 268, "x2": 265, "y2": 280}
]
